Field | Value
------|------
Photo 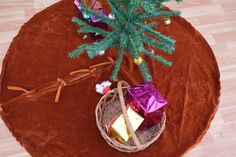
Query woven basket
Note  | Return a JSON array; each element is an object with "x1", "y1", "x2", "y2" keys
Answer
[{"x1": 95, "y1": 81, "x2": 166, "y2": 153}]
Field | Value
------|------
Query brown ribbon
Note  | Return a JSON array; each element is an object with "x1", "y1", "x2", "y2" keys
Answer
[
  {"x1": 7, "y1": 86, "x2": 30, "y2": 93},
  {"x1": 55, "y1": 78, "x2": 67, "y2": 103},
  {"x1": 70, "y1": 57, "x2": 115, "y2": 75},
  {"x1": 89, "y1": 57, "x2": 115, "y2": 69},
  {"x1": 69, "y1": 69, "x2": 91, "y2": 75}
]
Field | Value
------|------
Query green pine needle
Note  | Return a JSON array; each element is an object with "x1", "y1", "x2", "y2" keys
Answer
[
  {"x1": 142, "y1": 34, "x2": 175, "y2": 54},
  {"x1": 143, "y1": 49, "x2": 172, "y2": 67},
  {"x1": 139, "y1": 61, "x2": 152, "y2": 81}
]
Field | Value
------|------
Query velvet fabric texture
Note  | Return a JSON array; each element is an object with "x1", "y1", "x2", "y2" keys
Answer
[{"x1": 0, "y1": 0, "x2": 220, "y2": 157}]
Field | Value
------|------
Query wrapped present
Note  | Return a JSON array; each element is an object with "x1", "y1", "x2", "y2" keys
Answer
[
  {"x1": 74, "y1": 0, "x2": 107, "y2": 41},
  {"x1": 74, "y1": 0, "x2": 106, "y2": 23},
  {"x1": 126, "y1": 82, "x2": 167, "y2": 129},
  {"x1": 108, "y1": 106, "x2": 144, "y2": 143}
]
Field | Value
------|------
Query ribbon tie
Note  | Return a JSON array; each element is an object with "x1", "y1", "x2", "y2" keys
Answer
[
  {"x1": 7, "y1": 86, "x2": 30, "y2": 94},
  {"x1": 55, "y1": 78, "x2": 67, "y2": 103}
]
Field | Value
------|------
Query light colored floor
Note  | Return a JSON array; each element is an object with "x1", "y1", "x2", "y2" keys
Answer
[{"x1": 0, "y1": 0, "x2": 236, "y2": 157}]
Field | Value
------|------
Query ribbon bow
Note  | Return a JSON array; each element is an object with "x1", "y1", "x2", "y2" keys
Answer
[{"x1": 55, "y1": 78, "x2": 67, "y2": 103}]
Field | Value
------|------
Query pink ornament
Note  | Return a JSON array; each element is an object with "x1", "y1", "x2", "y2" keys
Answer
[{"x1": 125, "y1": 82, "x2": 167, "y2": 129}]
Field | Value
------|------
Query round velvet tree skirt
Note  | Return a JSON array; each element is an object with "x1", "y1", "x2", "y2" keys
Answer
[{"x1": 0, "y1": 0, "x2": 220, "y2": 157}]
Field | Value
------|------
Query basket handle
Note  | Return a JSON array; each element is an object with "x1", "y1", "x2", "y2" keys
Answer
[{"x1": 117, "y1": 81, "x2": 141, "y2": 148}]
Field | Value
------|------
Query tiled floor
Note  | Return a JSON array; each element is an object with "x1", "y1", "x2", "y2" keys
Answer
[{"x1": 0, "y1": 0, "x2": 236, "y2": 157}]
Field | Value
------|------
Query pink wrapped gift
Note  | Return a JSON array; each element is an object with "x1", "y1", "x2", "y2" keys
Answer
[{"x1": 125, "y1": 82, "x2": 167, "y2": 129}]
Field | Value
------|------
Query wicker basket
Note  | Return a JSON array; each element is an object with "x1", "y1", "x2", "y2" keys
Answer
[{"x1": 95, "y1": 81, "x2": 166, "y2": 153}]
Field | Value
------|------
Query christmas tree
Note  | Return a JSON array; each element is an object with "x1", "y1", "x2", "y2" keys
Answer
[{"x1": 69, "y1": 0, "x2": 182, "y2": 81}]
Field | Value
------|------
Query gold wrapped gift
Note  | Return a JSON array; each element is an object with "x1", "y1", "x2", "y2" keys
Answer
[{"x1": 108, "y1": 106, "x2": 144, "y2": 143}]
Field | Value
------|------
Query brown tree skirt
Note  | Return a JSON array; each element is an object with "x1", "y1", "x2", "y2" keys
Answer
[{"x1": 0, "y1": 0, "x2": 220, "y2": 157}]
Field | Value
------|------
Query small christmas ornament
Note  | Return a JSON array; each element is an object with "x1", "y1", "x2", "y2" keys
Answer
[
  {"x1": 164, "y1": 17, "x2": 171, "y2": 25},
  {"x1": 108, "y1": 106, "x2": 144, "y2": 143},
  {"x1": 126, "y1": 82, "x2": 167, "y2": 129},
  {"x1": 150, "y1": 49, "x2": 155, "y2": 54},
  {"x1": 96, "y1": 81, "x2": 111, "y2": 94},
  {"x1": 83, "y1": 12, "x2": 91, "y2": 19},
  {"x1": 108, "y1": 13, "x2": 115, "y2": 19},
  {"x1": 98, "y1": 50, "x2": 105, "y2": 56},
  {"x1": 93, "y1": 42, "x2": 105, "y2": 56},
  {"x1": 134, "y1": 57, "x2": 143, "y2": 65},
  {"x1": 82, "y1": 34, "x2": 88, "y2": 39}
]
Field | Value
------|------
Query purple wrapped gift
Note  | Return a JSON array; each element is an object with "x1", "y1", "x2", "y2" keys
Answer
[
  {"x1": 74, "y1": 0, "x2": 82, "y2": 10},
  {"x1": 125, "y1": 82, "x2": 167, "y2": 129},
  {"x1": 74, "y1": 0, "x2": 106, "y2": 23}
]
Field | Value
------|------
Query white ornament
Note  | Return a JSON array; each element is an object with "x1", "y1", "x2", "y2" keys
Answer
[
  {"x1": 82, "y1": 34, "x2": 88, "y2": 39},
  {"x1": 93, "y1": 41, "x2": 105, "y2": 56},
  {"x1": 164, "y1": 17, "x2": 171, "y2": 25},
  {"x1": 108, "y1": 13, "x2": 115, "y2": 20},
  {"x1": 150, "y1": 49, "x2": 155, "y2": 54},
  {"x1": 96, "y1": 81, "x2": 112, "y2": 94},
  {"x1": 98, "y1": 50, "x2": 105, "y2": 56}
]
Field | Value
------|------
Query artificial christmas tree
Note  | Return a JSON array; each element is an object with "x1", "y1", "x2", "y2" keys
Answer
[{"x1": 69, "y1": 0, "x2": 182, "y2": 81}]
